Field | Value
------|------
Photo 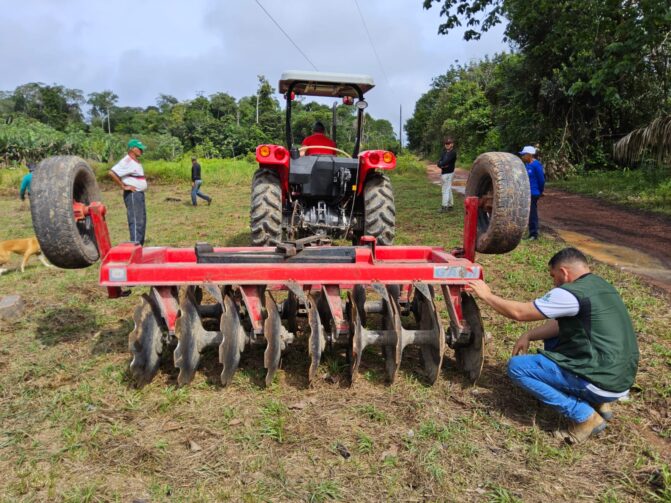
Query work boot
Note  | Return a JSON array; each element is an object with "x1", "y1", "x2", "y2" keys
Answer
[
  {"x1": 564, "y1": 412, "x2": 606, "y2": 444},
  {"x1": 593, "y1": 402, "x2": 614, "y2": 421},
  {"x1": 207, "y1": 197, "x2": 213, "y2": 206}
]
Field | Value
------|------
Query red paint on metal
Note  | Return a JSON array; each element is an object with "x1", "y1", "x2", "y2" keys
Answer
[
  {"x1": 240, "y1": 286, "x2": 264, "y2": 335},
  {"x1": 256, "y1": 144, "x2": 290, "y2": 194},
  {"x1": 322, "y1": 285, "x2": 348, "y2": 334},
  {"x1": 463, "y1": 196, "x2": 478, "y2": 263},
  {"x1": 153, "y1": 286, "x2": 179, "y2": 333},
  {"x1": 356, "y1": 150, "x2": 396, "y2": 195}
]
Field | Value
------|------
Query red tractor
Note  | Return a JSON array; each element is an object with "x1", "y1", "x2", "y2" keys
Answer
[{"x1": 250, "y1": 71, "x2": 396, "y2": 245}]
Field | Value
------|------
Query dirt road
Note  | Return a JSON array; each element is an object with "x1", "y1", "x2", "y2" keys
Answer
[{"x1": 427, "y1": 164, "x2": 671, "y2": 294}]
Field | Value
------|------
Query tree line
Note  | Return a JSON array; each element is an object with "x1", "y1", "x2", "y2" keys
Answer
[
  {"x1": 409, "y1": 0, "x2": 671, "y2": 176},
  {"x1": 0, "y1": 76, "x2": 397, "y2": 164}
]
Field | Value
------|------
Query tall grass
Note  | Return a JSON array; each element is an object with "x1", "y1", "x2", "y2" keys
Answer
[
  {"x1": 101, "y1": 157, "x2": 258, "y2": 186},
  {"x1": 0, "y1": 156, "x2": 259, "y2": 194}
]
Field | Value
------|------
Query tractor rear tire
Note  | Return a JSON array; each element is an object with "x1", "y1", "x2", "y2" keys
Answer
[
  {"x1": 363, "y1": 174, "x2": 395, "y2": 245},
  {"x1": 250, "y1": 169, "x2": 282, "y2": 246},
  {"x1": 30, "y1": 156, "x2": 102, "y2": 268},
  {"x1": 465, "y1": 152, "x2": 529, "y2": 254}
]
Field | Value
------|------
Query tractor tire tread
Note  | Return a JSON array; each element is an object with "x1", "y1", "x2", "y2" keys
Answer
[
  {"x1": 250, "y1": 169, "x2": 283, "y2": 246},
  {"x1": 363, "y1": 174, "x2": 395, "y2": 245}
]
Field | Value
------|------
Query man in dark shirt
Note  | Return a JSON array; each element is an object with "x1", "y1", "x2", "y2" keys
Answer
[
  {"x1": 191, "y1": 157, "x2": 212, "y2": 206},
  {"x1": 437, "y1": 137, "x2": 457, "y2": 212}
]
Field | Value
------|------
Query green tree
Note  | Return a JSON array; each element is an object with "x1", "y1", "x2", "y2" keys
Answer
[
  {"x1": 87, "y1": 90, "x2": 119, "y2": 133},
  {"x1": 422, "y1": 0, "x2": 671, "y2": 171}
]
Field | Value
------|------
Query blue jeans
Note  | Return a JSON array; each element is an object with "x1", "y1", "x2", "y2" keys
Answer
[
  {"x1": 529, "y1": 195, "x2": 540, "y2": 237},
  {"x1": 123, "y1": 190, "x2": 146, "y2": 245},
  {"x1": 507, "y1": 354, "x2": 617, "y2": 423},
  {"x1": 191, "y1": 180, "x2": 211, "y2": 205}
]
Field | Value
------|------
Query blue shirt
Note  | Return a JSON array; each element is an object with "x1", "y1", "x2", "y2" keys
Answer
[
  {"x1": 19, "y1": 173, "x2": 32, "y2": 200},
  {"x1": 525, "y1": 159, "x2": 545, "y2": 196}
]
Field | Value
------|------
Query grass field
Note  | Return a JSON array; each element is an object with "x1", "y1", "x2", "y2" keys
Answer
[{"x1": 0, "y1": 161, "x2": 670, "y2": 502}]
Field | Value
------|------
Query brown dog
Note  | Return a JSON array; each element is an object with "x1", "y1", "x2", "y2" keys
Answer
[{"x1": 0, "y1": 237, "x2": 53, "y2": 275}]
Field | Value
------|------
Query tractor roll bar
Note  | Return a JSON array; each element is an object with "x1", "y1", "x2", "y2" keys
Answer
[{"x1": 285, "y1": 81, "x2": 365, "y2": 157}]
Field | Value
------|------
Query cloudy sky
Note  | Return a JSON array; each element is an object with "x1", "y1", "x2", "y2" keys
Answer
[{"x1": 1, "y1": 0, "x2": 507, "y2": 137}]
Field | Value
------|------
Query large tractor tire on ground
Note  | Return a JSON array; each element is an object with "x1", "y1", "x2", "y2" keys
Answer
[
  {"x1": 465, "y1": 152, "x2": 529, "y2": 254},
  {"x1": 250, "y1": 168, "x2": 282, "y2": 246},
  {"x1": 363, "y1": 174, "x2": 395, "y2": 245},
  {"x1": 31, "y1": 156, "x2": 102, "y2": 268}
]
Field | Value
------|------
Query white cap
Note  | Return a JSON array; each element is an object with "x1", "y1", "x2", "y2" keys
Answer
[{"x1": 519, "y1": 145, "x2": 536, "y2": 155}]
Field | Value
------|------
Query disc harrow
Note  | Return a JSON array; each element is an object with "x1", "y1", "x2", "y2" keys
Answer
[{"x1": 112, "y1": 219, "x2": 488, "y2": 388}]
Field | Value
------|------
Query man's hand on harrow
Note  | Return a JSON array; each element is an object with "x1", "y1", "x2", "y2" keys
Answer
[{"x1": 466, "y1": 279, "x2": 492, "y2": 299}]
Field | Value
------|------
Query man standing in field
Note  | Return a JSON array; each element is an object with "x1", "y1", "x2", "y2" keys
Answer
[
  {"x1": 519, "y1": 145, "x2": 544, "y2": 240},
  {"x1": 109, "y1": 139, "x2": 148, "y2": 245},
  {"x1": 437, "y1": 137, "x2": 457, "y2": 212},
  {"x1": 190, "y1": 157, "x2": 212, "y2": 206},
  {"x1": 468, "y1": 247, "x2": 639, "y2": 443}
]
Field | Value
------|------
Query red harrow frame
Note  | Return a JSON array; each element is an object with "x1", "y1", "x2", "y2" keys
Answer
[{"x1": 76, "y1": 197, "x2": 486, "y2": 387}]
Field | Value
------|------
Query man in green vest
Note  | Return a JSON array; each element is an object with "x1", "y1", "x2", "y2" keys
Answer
[{"x1": 467, "y1": 247, "x2": 639, "y2": 443}]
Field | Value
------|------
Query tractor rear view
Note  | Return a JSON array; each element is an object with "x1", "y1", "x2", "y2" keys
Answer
[{"x1": 251, "y1": 71, "x2": 395, "y2": 246}]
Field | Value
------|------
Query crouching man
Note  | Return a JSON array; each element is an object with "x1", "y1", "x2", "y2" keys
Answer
[{"x1": 468, "y1": 247, "x2": 639, "y2": 443}]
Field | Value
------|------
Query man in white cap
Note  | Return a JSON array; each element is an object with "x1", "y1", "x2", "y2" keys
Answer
[{"x1": 519, "y1": 145, "x2": 545, "y2": 240}]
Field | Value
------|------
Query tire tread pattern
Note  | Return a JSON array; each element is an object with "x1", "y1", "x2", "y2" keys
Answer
[
  {"x1": 30, "y1": 156, "x2": 102, "y2": 268},
  {"x1": 364, "y1": 174, "x2": 396, "y2": 245},
  {"x1": 465, "y1": 152, "x2": 530, "y2": 254},
  {"x1": 250, "y1": 169, "x2": 282, "y2": 246}
]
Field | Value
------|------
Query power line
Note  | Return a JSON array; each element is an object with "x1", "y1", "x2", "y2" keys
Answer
[
  {"x1": 353, "y1": 0, "x2": 390, "y2": 85},
  {"x1": 254, "y1": 0, "x2": 319, "y2": 71}
]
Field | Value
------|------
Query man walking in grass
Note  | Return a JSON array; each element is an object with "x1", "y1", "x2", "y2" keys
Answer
[
  {"x1": 191, "y1": 157, "x2": 212, "y2": 206},
  {"x1": 467, "y1": 247, "x2": 638, "y2": 443},
  {"x1": 109, "y1": 139, "x2": 148, "y2": 245}
]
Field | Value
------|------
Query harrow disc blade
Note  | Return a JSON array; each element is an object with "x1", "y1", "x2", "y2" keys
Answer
[
  {"x1": 263, "y1": 291, "x2": 282, "y2": 387},
  {"x1": 284, "y1": 291, "x2": 299, "y2": 334},
  {"x1": 456, "y1": 293, "x2": 485, "y2": 383},
  {"x1": 128, "y1": 293, "x2": 165, "y2": 387},
  {"x1": 307, "y1": 292, "x2": 326, "y2": 383},
  {"x1": 174, "y1": 287, "x2": 221, "y2": 386},
  {"x1": 219, "y1": 293, "x2": 246, "y2": 387},
  {"x1": 376, "y1": 284, "x2": 402, "y2": 383},
  {"x1": 352, "y1": 284, "x2": 367, "y2": 326},
  {"x1": 413, "y1": 283, "x2": 445, "y2": 384},
  {"x1": 347, "y1": 291, "x2": 365, "y2": 383}
]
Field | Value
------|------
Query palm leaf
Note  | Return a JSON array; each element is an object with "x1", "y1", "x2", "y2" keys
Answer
[{"x1": 613, "y1": 115, "x2": 671, "y2": 166}]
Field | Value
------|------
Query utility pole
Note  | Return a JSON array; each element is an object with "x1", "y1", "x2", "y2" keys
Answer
[
  {"x1": 106, "y1": 106, "x2": 111, "y2": 135},
  {"x1": 399, "y1": 104, "x2": 402, "y2": 154},
  {"x1": 332, "y1": 101, "x2": 337, "y2": 143},
  {"x1": 256, "y1": 93, "x2": 259, "y2": 124}
]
